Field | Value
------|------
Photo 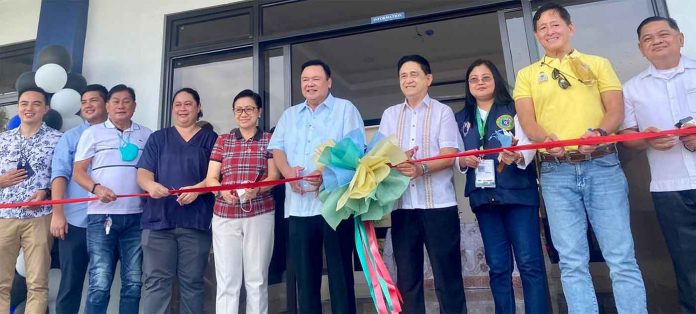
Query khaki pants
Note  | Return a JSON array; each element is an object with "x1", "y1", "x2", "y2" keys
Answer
[{"x1": 0, "y1": 214, "x2": 52, "y2": 314}]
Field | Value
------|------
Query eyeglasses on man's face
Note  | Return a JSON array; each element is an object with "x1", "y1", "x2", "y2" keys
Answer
[
  {"x1": 234, "y1": 107, "x2": 258, "y2": 116},
  {"x1": 552, "y1": 68, "x2": 571, "y2": 89}
]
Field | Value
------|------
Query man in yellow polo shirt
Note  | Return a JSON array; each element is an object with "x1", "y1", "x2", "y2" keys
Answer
[{"x1": 513, "y1": 3, "x2": 646, "y2": 313}]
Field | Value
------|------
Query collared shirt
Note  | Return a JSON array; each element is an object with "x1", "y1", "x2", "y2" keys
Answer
[
  {"x1": 74, "y1": 119, "x2": 152, "y2": 215},
  {"x1": 0, "y1": 123, "x2": 62, "y2": 219},
  {"x1": 210, "y1": 128, "x2": 274, "y2": 219},
  {"x1": 378, "y1": 95, "x2": 463, "y2": 209},
  {"x1": 137, "y1": 127, "x2": 218, "y2": 229},
  {"x1": 513, "y1": 50, "x2": 623, "y2": 142},
  {"x1": 622, "y1": 56, "x2": 696, "y2": 192},
  {"x1": 51, "y1": 121, "x2": 90, "y2": 227},
  {"x1": 268, "y1": 94, "x2": 365, "y2": 218}
]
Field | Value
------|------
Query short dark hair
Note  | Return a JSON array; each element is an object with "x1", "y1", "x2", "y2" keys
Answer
[
  {"x1": 107, "y1": 84, "x2": 136, "y2": 101},
  {"x1": 301, "y1": 60, "x2": 331, "y2": 78},
  {"x1": 397, "y1": 54, "x2": 432, "y2": 75},
  {"x1": 636, "y1": 16, "x2": 680, "y2": 38},
  {"x1": 81, "y1": 84, "x2": 108, "y2": 102},
  {"x1": 173, "y1": 87, "x2": 203, "y2": 119},
  {"x1": 18, "y1": 86, "x2": 49, "y2": 104},
  {"x1": 233, "y1": 89, "x2": 263, "y2": 109},
  {"x1": 533, "y1": 3, "x2": 572, "y2": 32}
]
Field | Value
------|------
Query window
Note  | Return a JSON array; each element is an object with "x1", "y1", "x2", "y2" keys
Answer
[{"x1": 0, "y1": 41, "x2": 34, "y2": 99}]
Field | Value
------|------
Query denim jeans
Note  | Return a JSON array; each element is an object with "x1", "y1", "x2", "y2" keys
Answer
[
  {"x1": 86, "y1": 214, "x2": 142, "y2": 314},
  {"x1": 475, "y1": 204, "x2": 547, "y2": 314},
  {"x1": 539, "y1": 153, "x2": 646, "y2": 314}
]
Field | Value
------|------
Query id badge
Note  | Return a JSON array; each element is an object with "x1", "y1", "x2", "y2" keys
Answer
[
  {"x1": 475, "y1": 159, "x2": 496, "y2": 188},
  {"x1": 104, "y1": 216, "x2": 113, "y2": 235}
]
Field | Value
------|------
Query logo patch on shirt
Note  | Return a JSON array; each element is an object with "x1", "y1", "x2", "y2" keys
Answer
[
  {"x1": 496, "y1": 115, "x2": 514, "y2": 131},
  {"x1": 538, "y1": 72, "x2": 548, "y2": 83}
]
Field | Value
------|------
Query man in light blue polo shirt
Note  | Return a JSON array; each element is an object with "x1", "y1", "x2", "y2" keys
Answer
[
  {"x1": 73, "y1": 84, "x2": 152, "y2": 314},
  {"x1": 268, "y1": 59, "x2": 364, "y2": 314},
  {"x1": 50, "y1": 84, "x2": 108, "y2": 314}
]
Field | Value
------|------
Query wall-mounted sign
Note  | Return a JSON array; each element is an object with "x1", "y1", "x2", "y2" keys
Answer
[{"x1": 370, "y1": 12, "x2": 406, "y2": 24}]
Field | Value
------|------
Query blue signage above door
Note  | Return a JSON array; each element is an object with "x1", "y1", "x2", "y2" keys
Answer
[{"x1": 370, "y1": 12, "x2": 406, "y2": 24}]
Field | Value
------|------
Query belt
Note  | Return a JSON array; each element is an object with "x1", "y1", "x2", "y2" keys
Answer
[{"x1": 538, "y1": 144, "x2": 617, "y2": 163}]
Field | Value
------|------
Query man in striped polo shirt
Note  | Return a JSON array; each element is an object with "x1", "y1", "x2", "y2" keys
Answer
[{"x1": 73, "y1": 84, "x2": 152, "y2": 314}]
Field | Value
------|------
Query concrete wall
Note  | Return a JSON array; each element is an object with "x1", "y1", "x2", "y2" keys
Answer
[
  {"x1": 81, "y1": 0, "x2": 242, "y2": 130},
  {"x1": 0, "y1": 0, "x2": 40, "y2": 47},
  {"x1": 667, "y1": 0, "x2": 696, "y2": 57}
]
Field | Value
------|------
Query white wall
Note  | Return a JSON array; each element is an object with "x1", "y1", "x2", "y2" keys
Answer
[
  {"x1": 667, "y1": 0, "x2": 696, "y2": 58},
  {"x1": 0, "y1": 0, "x2": 40, "y2": 46},
  {"x1": 81, "y1": 0, "x2": 242, "y2": 130}
]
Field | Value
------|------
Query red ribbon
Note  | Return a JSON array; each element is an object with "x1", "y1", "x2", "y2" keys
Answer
[
  {"x1": 0, "y1": 175, "x2": 319, "y2": 209},
  {"x1": 2, "y1": 128, "x2": 695, "y2": 209},
  {"x1": 410, "y1": 127, "x2": 696, "y2": 163}
]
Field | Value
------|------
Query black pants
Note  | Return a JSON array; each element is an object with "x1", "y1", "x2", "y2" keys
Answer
[
  {"x1": 391, "y1": 206, "x2": 467, "y2": 314},
  {"x1": 652, "y1": 190, "x2": 696, "y2": 313},
  {"x1": 141, "y1": 228, "x2": 211, "y2": 314},
  {"x1": 56, "y1": 224, "x2": 89, "y2": 314},
  {"x1": 288, "y1": 216, "x2": 355, "y2": 314}
]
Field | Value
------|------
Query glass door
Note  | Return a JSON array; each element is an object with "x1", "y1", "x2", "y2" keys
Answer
[{"x1": 171, "y1": 48, "x2": 253, "y2": 134}]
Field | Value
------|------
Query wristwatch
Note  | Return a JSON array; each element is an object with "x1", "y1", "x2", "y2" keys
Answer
[
  {"x1": 592, "y1": 128, "x2": 608, "y2": 137},
  {"x1": 420, "y1": 162, "x2": 429, "y2": 176}
]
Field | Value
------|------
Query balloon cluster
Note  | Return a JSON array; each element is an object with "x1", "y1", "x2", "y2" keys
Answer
[{"x1": 10, "y1": 45, "x2": 86, "y2": 132}]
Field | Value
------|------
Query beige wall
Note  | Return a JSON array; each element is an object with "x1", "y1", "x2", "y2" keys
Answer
[
  {"x1": 81, "y1": 0, "x2": 243, "y2": 130},
  {"x1": 667, "y1": 0, "x2": 696, "y2": 57},
  {"x1": 0, "y1": 0, "x2": 40, "y2": 47}
]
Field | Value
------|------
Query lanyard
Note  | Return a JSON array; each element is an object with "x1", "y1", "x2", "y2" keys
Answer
[{"x1": 475, "y1": 108, "x2": 487, "y2": 150}]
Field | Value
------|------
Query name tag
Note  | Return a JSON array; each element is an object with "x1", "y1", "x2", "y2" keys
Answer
[{"x1": 475, "y1": 159, "x2": 496, "y2": 188}]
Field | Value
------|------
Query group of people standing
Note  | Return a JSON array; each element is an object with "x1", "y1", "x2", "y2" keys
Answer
[{"x1": 0, "y1": 2, "x2": 694, "y2": 314}]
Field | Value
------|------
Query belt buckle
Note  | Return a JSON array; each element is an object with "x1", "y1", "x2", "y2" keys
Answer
[{"x1": 565, "y1": 151, "x2": 590, "y2": 163}]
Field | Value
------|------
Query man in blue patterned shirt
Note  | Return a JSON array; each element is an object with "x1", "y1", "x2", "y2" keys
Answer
[{"x1": 0, "y1": 87, "x2": 62, "y2": 313}]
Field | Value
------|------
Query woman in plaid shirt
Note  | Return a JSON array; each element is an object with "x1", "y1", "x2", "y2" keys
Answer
[{"x1": 205, "y1": 89, "x2": 279, "y2": 314}]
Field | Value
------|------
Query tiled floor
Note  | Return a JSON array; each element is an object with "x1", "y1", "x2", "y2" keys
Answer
[{"x1": 266, "y1": 275, "x2": 526, "y2": 314}]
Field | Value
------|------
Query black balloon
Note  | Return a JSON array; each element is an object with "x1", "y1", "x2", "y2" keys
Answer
[
  {"x1": 15, "y1": 71, "x2": 37, "y2": 92},
  {"x1": 64, "y1": 73, "x2": 87, "y2": 93},
  {"x1": 43, "y1": 109, "x2": 63, "y2": 130},
  {"x1": 37, "y1": 45, "x2": 72, "y2": 71}
]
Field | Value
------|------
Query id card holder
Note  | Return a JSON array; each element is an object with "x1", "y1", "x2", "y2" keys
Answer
[
  {"x1": 475, "y1": 159, "x2": 496, "y2": 188},
  {"x1": 104, "y1": 216, "x2": 112, "y2": 235}
]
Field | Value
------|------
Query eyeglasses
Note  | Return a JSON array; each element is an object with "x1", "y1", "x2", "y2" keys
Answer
[
  {"x1": 468, "y1": 76, "x2": 493, "y2": 85},
  {"x1": 234, "y1": 107, "x2": 258, "y2": 115},
  {"x1": 551, "y1": 68, "x2": 571, "y2": 89}
]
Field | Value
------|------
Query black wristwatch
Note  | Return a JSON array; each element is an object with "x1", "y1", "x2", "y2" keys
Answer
[{"x1": 592, "y1": 128, "x2": 608, "y2": 137}]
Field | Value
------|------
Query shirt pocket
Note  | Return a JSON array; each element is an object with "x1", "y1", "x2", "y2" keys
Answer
[{"x1": 687, "y1": 85, "x2": 696, "y2": 113}]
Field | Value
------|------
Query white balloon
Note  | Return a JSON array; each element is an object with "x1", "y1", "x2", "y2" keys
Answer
[
  {"x1": 51, "y1": 88, "x2": 82, "y2": 116},
  {"x1": 61, "y1": 114, "x2": 83, "y2": 132},
  {"x1": 16, "y1": 248, "x2": 25, "y2": 277},
  {"x1": 35, "y1": 63, "x2": 67, "y2": 93}
]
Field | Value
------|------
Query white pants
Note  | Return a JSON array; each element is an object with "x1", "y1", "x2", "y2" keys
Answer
[{"x1": 212, "y1": 212, "x2": 275, "y2": 314}]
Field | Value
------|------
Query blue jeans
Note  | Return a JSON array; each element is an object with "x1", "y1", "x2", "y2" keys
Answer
[
  {"x1": 540, "y1": 153, "x2": 646, "y2": 314},
  {"x1": 475, "y1": 204, "x2": 547, "y2": 314},
  {"x1": 86, "y1": 214, "x2": 142, "y2": 314}
]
